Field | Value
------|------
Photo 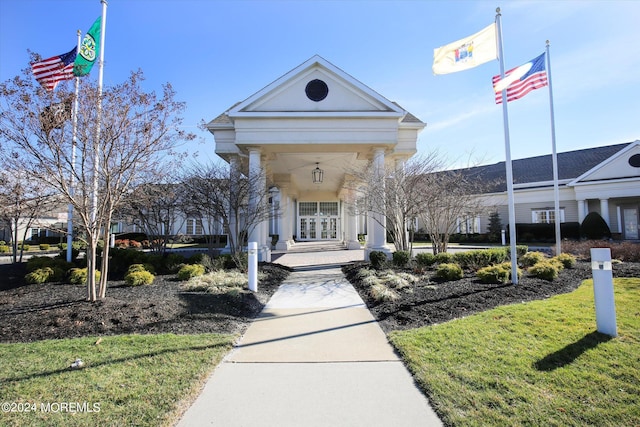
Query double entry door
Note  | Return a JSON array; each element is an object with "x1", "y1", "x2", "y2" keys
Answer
[{"x1": 298, "y1": 201, "x2": 339, "y2": 240}]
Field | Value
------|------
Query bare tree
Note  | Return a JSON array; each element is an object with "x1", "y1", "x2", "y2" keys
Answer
[
  {"x1": 346, "y1": 153, "x2": 444, "y2": 252},
  {"x1": 119, "y1": 182, "x2": 186, "y2": 254},
  {"x1": 415, "y1": 169, "x2": 489, "y2": 254},
  {"x1": 0, "y1": 170, "x2": 58, "y2": 262},
  {"x1": 0, "y1": 64, "x2": 192, "y2": 300},
  {"x1": 180, "y1": 160, "x2": 273, "y2": 262}
]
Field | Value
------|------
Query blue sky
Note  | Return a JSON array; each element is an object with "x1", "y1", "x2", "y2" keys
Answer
[{"x1": 1, "y1": 0, "x2": 639, "y2": 168}]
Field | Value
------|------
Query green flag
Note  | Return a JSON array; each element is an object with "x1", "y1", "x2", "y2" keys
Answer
[{"x1": 73, "y1": 16, "x2": 101, "y2": 76}]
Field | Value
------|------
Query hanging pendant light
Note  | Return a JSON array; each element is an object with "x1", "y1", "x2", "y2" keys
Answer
[{"x1": 312, "y1": 162, "x2": 324, "y2": 184}]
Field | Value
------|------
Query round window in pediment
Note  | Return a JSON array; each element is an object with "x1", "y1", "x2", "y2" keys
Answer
[
  {"x1": 629, "y1": 154, "x2": 640, "y2": 168},
  {"x1": 305, "y1": 79, "x2": 328, "y2": 102}
]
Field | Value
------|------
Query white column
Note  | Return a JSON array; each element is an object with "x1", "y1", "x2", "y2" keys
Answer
[
  {"x1": 227, "y1": 155, "x2": 239, "y2": 250},
  {"x1": 276, "y1": 185, "x2": 292, "y2": 251},
  {"x1": 600, "y1": 198, "x2": 610, "y2": 227},
  {"x1": 577, "y1": 199, "x2": 587, "y2": 224},
  {"x1": 248, "y1": 148, "x2": 263, "y2": 250},
  {"x1": 344, "y1": 194, "x2": 360, "y2": 250},
  {"x1": 366, "y1": 148, "x2": 389, "y2": 258}
]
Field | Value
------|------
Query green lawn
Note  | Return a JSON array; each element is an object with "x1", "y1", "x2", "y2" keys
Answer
[
  {"x1": 0, "y1": 333, "x2": 234, "y2": 426},
  {"x1": 390, "y1": 278, "x2": 640, "y2": 426}
]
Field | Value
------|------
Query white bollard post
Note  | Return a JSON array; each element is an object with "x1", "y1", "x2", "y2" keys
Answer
[
  {"x1": 590, "y1": 248, "x2": 617, "y2": 337},
  {"x1": 248, "y1": 241, "x2": 258, "y2": 292},
  {"x1": 501, "y1": 229, "x2": 506, "y2": 246}
]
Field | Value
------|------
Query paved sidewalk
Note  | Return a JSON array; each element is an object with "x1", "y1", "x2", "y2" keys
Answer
[{"x1": 176, "y1": 267, "x2": 442, "y2": 427}]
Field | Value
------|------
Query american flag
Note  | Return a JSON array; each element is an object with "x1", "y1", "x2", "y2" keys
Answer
[
  {"x1": 31, "y1": 47, "x2": 77, "y2": 91},
  {"x1": 493, "y1": 53, "x2": 548, "y2": 104}
]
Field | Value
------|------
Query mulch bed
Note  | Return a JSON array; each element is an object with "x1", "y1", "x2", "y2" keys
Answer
[
  {"x1": 0, "y1": 263, "x2": 290, "y2": 343},
  {"x1": 2, "y1": 258, "x2": 638, "y2": 343},
  {"x1": 343, "y1": 260, "x2": 640, "y2": 333}
]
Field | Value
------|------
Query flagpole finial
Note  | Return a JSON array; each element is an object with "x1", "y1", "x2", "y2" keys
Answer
[
  {"x1": 77, "y1": 29, "x2": 81, "y2": 36},
  {"x1": 546, "y1": 40, "x2": 550, "y2": 47},
  {"x1": 496, "y1": 7, "x2": 501, "y2": 15}
]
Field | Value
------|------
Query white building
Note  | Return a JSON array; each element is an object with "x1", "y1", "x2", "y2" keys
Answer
[
  {"x1": 453, "y1": 140, "x2": 640, "y2": 240},
  {"x1": 206, "y1": 55, "x2": 426, "y2": 260}
]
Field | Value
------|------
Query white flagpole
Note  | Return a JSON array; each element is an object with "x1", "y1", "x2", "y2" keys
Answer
[
  {"x1": 496, "y1": 8, "x2": 519, "y2": 284},
  {"x1": 90, "y1": 0, "x2": 107, "y2": 233},
  {"x1": 88, "y1": 0, "x2": 107, "y2": 300},
  {"x1": 546, "y1": 41, "x2": 561, "y2": 255},
  {"x1": 67, "y1": 29, "x2": 82, "y2": 263}
]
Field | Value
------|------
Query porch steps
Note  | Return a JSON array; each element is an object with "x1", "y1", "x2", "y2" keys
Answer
[{"x1": 286, "y1": 241, "x2": 347, "y2": 253}]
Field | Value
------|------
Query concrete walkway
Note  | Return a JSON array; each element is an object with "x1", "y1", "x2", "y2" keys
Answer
[{"x1": 176, "y1": 266, "x2": 442, "y2": 427}]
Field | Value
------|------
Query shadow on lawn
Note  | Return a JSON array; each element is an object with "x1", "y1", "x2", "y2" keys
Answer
[
  {"x1": 3, "y1": 341, "x2": 230, "y2": 383},
  {"x1": 534, "y1": 331, "x2": 614, "y2": 371}
]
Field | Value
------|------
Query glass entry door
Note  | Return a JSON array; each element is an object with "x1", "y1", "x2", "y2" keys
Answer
[{"x1": 298, "y1": 202, "x2": 339, "y2": 241}]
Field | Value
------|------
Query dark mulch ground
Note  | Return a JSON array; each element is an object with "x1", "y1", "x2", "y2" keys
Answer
[
  {"x1": 0, "y1": 263, "x2": 290, "y2": 343},
  {"x1": 343, "y1": 260, "x2": 640, "y2": 333},
  {"x1": 2, "y1": 258, "x2": 638, "y2": 343}
]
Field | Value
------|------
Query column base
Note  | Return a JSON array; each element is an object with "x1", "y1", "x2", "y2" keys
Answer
[
  {"x1": 345, "y1": 240, "x2": 362, "y2": 250},
  {"x1": 275, "y1": 239, "x2": 293, "y2": 251}
]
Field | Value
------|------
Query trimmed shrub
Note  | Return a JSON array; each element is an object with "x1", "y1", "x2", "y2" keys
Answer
[
  {"x1": 434, "y1": 252, "x2": 453, "y2": 264},
  {"x1": 109, "y1": 248, "x2": 149, "y2": 275},
  {"x1": 415, "y1": 252, "x2": 435, "y2": 268},
  {"x1": 553, "y1": 253, "x2": 576, "y2": 268},
  {"x1": 521, "y1": 251, "x2": 547, "y2": 267},
  {"x1": 177, "y1": 264, "x2": 206, "y2": 281},
  {"x1": 38, "y1": 243, "x2": 50, "y2": 251},
  {"x1": 369, "y1": 251, "x2": 387, "y2": 269},
  {"x1": 581, "y1": 212, "x2": 612, "y2": 239},
  {"x1": 477, "y1": 262, "x2": 521, "y2": 284},
  {"x1": 548, "y1": 257, "x2": 565, "y2": 271},
  {"x1": 453, "y1": 248, "x2": 508, "y2": 270},
  {"x1": 68, "y1": 268, "x2": 101, "y2": 285},
  {"x1": 528, "y1": 261, "x2": 559, "y2": 281},
  {"x1": 435, "y1": 263, "x2": 463, "y2": 281},
  {"x1": 127, "y1": 264, "x2": 151, "y2": 274},
  {"x1": 0, "y1": 245, "x2": 9, "y2": 253},
  {"x1": 18, "y1": 243, "x2": 30, "y2": 251},
  {"x1": 392, "y1": 251, "x2": 410, "y2": 268},
  {"x1": 26, "y1": 256, "x2": 73, "y2": 274},
  {"x1": 125, "y1": 270, "x2": 155, "y2": 286},
  {"x1": 476, "y1": 264, "x2": 510, "y2": 284},
  {"x1": 25, "y1": 267, "x2": 54, "y2": 284}
]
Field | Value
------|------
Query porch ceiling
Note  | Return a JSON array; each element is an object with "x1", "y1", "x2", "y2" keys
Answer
[{"x1": 269, "y1": 151, "x2": 365, "y2": 194}]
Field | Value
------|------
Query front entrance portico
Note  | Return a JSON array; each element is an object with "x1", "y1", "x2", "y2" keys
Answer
[{"x1": 207, "y1": 55, "x2": 425, "y2": 260}]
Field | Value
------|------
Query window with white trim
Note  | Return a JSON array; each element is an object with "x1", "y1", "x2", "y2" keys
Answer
[
  {"x1": 186, "y1": 218, "x2": 203, "y2": 235},
  {"x1": 456, "y1": 216, "x2": 480, "y2": 233},
  {"x1": 531, "y1": 208, "x2": 565, "y2": 224}
]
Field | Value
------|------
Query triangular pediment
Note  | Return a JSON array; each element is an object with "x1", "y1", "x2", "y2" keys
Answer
[
  {"x1": 570, "y1": 140, "x2": 640, "y2": 184},
  {"x1": 228, "y1": 55, "x2": 404, "y2": 117}
]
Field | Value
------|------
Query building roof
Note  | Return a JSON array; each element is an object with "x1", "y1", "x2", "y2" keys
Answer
[{"x1": 458, "y1": 142, "x2": 634, "y2": 192}]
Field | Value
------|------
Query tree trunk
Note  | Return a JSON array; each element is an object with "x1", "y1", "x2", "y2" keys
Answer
[
  {"x1": 99, "y1": 231, "x2": 110, "y2": 299},
  {"x1": 86, "y1": 238, "x2": 98, "y2": 302}
]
